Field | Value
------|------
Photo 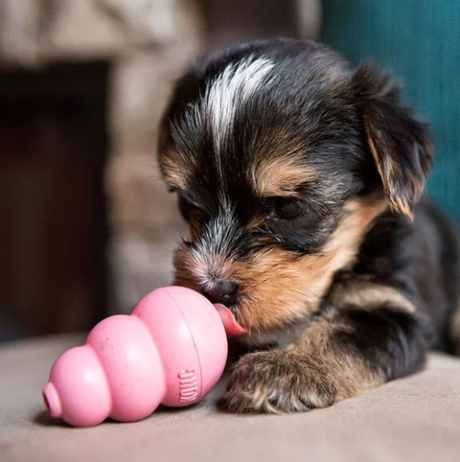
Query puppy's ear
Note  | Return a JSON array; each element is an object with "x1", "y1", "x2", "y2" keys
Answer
[{"x1": 352, "y1": 63, "x2": 433, "y2": 218}]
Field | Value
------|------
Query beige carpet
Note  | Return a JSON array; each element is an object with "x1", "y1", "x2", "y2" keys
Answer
[{"x1": 1, "y1": 335, "x2": 460, "y2": 462}]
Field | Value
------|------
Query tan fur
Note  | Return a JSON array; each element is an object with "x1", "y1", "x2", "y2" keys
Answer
[
  {"x1": 250, "y1": 156, "x2": 318, "y2": 197},
  {"x1": 225, "y1": 315, "x2": 384, "y2": 413},
  {"x1": 328, "y1": 280, "x2": 416, "y2": 313},
  {"x1": 295, "y1": 315, "x2": 384, "y2": 399},
  {"x1": 157, "y1": 124, "x2": 192, "y2": 190},
  {"x1": 175, "y1": 196, "x2": 387, "y2": 333},
  {"x1": 363, "y1": 116, "x2": 426, "y2": 220},
  {"x1": 159, "y1": 149, "x2": 191, "y2": 190}
]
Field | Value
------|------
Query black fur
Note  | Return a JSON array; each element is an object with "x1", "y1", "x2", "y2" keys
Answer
[
  {"x1": 161, "y1": 38, "x2": 369, "y2": 256},
  {"x1": 158, "y1": 38, "x2": 460, "y2": 413},
  {"x1": 333, "y1": 306, "x2": 432, "y2": 380}
]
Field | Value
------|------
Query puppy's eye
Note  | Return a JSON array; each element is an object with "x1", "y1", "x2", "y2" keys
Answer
[
  {"x1": 178, "y1": 195, "x2": 205, "y2": 222},
  {"x1": 272, "y1": 197, "x2": 303, "y2": 220}
]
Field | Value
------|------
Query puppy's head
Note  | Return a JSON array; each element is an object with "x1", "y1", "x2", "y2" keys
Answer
[{"x1": 157, "y1": 38, "x2": 432, "y2": 339}]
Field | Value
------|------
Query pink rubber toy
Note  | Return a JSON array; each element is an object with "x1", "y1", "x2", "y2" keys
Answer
[{"x1": 42, "y1": 286, "x2": 246, "y2": 427}]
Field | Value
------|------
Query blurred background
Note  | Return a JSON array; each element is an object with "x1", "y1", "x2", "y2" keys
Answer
[{"x1": 0, "y1": 0, "x2": 458, "y2": 343}]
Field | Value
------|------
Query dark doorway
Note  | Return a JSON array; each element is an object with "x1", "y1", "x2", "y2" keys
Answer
[{"x1": 0, "y1": 62, "x2": 110, "y2": 341}]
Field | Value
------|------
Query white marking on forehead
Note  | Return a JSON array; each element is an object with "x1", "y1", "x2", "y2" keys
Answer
[{"x1": 205, "y1": 56, "x2": 275, "y2": 154}]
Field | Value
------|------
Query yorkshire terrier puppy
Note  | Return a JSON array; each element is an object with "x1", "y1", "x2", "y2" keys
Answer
[{"x1": 157, "y1": 38, "x2": 460, "y2": 413}]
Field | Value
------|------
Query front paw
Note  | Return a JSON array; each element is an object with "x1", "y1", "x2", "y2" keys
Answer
[{"x1": 224, "y1": 350, "x2": 337, "y2": 414}]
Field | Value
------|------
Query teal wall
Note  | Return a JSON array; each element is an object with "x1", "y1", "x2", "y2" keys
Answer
[{"x1": 322, "y1": 0, "x2": 460, "y2": 221}]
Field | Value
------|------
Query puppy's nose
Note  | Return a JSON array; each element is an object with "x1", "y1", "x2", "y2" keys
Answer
[{"x1": 203, "y1": 281, "x2": 239, "y2": 306}]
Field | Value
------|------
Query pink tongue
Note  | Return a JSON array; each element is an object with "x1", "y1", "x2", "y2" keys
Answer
[{"x1": 215, "y1": 304, "x2": 247, "y2": 338}]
